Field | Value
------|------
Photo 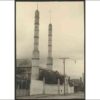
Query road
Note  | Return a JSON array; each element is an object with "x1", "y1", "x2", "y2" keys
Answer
[
  {"x1": 17, "y1": 92, "x2": 85, "y2": 99},
  {"x1": 37, "y1": 92, "x2": 84, "y2": 99}
]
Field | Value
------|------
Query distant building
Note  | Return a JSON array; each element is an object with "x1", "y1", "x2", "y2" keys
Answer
[
  {"x1": 16, "y1": 59, "x2": 32, "y2": 96},
  {"x1": 68, "y1": 78, "x2": 84, "y2": 92}
]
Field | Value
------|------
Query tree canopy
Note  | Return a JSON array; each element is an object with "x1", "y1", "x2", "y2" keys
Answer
[{"x1": 39, "y1": 69, "x2": 64, "y2": 84}]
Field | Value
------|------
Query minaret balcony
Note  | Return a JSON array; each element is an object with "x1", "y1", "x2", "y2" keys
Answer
[
  {"x1": 48, "y1": 34, "x2": 52, "y2": 36},
  {"x1": 35, "y1": 22, "x2": 39, "y2": 25},
  {"x1": 34, "y1": 36, "x2": 39, "y2": 38},
  {"x1": 48, "y1": 44, "x2": 52, "y2": 46}
]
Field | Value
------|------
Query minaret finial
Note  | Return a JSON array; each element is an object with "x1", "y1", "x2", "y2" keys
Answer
[{"x1": 37, "y1": 3, "x2": 38, "y2": 10}]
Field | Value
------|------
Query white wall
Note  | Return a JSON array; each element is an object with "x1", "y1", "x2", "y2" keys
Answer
[
  {"x1": 0, "y1": 1, "x2": 14, "y2": 99},
  {"x1": 86, "y1": 1, "x2": 100, "y2": 99},
  {"x1": 30, "y1": 80, "x2": 43, "y2": 95},
  {"x1": 30, "y1": 80, "x2": 74, "y2": 95},
  {"x1": 45, "y1": 84, "x2": 58, "y2": 94}
]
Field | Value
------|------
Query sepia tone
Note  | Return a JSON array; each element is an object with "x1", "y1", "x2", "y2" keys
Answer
[{"x1": 16, "y1": 1, "x2": 85, "y2": 99}]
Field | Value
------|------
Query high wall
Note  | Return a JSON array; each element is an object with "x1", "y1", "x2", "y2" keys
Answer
[
  {"x1": 30, "y1": 80, "x2": 74, "y2": 95},
  {"x1": 45, "y1": 84, "x2": 59, "y2": 94},
  {"x1": 30, "y1": 80, "x2": 43, "y2": 95}
]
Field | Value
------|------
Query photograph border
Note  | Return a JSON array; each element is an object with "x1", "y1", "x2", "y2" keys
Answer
[{"x1": 15, "y1": 0, "x2": 85, "y2": 99}]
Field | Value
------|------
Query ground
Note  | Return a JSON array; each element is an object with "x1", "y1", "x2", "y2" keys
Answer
[{"x1": 16, "y1": 92, "x2": 84, "y2": 99}]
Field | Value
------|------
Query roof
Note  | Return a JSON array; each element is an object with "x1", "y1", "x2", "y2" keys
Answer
[{"x1": 16, "y1": 59, "x2": 32, "y2": 67}]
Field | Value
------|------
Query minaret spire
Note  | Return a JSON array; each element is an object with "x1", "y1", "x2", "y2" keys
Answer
[
  {"x1": 30, "y1": 6, "x2": 40, "y2": 95},
  {"x1": 37, "y1": 3, "x2": 38, "y2": 10},
  {"x1": 47, "y1": 10, "x2": 53, "y2": 70},
  {"x1": 31, "y1": 4, "x2": 40, "y2": 80}
]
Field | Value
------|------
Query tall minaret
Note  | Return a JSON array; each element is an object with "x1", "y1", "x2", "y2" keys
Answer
[
  {"x1": 31, "y1": 4, "x2": 40, "y2": 80},
  {"x1": 47, "y1": 12, "x2": 53, "y2": 70}
]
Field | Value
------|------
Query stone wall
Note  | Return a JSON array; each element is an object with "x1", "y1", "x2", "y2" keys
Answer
[
  {"x1": 30, "y1": 80, "x2": 43, "y2": 95},
  {"x1": 30, "y1": 80, "x2": 74, "y2": 95},
  {"x1": 45, "y1": 84, "x2": 58, "y2": 94}
]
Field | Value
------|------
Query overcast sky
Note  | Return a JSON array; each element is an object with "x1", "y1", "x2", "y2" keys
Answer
[{"x1": 16, "y1": 1, "x2": 84, "y2": 78}]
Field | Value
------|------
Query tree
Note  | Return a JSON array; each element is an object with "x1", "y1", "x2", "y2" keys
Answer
[{"x1": 39, "y1": 69, "x2": 64, "y2": 84}]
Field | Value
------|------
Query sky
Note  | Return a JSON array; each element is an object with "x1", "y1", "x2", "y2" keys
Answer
[{"x1": 16, "y1": 1, "x2": 84, "y2": 78}]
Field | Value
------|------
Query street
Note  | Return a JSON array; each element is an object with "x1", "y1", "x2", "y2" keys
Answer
[{"x1": 16, "y1": 92, "x2": 84, "y2": 99}]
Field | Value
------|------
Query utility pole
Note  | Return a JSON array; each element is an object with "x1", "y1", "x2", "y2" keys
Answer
[
  {"x1": 59, "y1": 57, "x2": 76, "y2": 95},
  {"x1": 43, "y1": 77, "x2": 45, "y2": 94}
]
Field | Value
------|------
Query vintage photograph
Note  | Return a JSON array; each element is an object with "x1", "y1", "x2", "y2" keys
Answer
[{"x1": 16, "y1": 0, "x2": 85, "y2": 99}]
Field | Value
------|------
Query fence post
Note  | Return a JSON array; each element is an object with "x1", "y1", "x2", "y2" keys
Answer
[
  {"x1": 58, "y1": 79, "x2": 60, "y2": 95},
  {"x1": 43, "y1": 77, "x2": 45, "y2": 95},
  {"x1": 66, "y1": 78, "x2": 68, "y2": 94}
]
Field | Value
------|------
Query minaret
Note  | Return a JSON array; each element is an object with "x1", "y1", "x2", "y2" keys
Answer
[
  {"x1": 31, "y1": 4, "x2": 40, "y2": 80},
  {"x1": 47, "y1": 12, "x2": 53, "y2": 70}
]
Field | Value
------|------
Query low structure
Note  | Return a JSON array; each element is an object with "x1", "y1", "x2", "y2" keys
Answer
[{"x1": 16, "y1": 59, "x2": 74, "y2": 96}]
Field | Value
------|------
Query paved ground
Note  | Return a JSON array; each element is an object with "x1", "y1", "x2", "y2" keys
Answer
[{"x1": 16, "y1": 92, "x2": 85, "y2": 99}]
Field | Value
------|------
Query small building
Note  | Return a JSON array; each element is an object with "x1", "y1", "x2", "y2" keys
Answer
[{"x1": 16, "y1": 59, "x2": 32, "y2": 96}]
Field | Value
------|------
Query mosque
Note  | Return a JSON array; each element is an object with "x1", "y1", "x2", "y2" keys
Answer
[{"x1": 16, "y1": 5, "x2": 75, "y2": 96}]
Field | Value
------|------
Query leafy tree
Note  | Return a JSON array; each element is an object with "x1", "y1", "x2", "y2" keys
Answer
[{"x1": 39, "y1": 69, "x2": 64, "y2": 84}]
